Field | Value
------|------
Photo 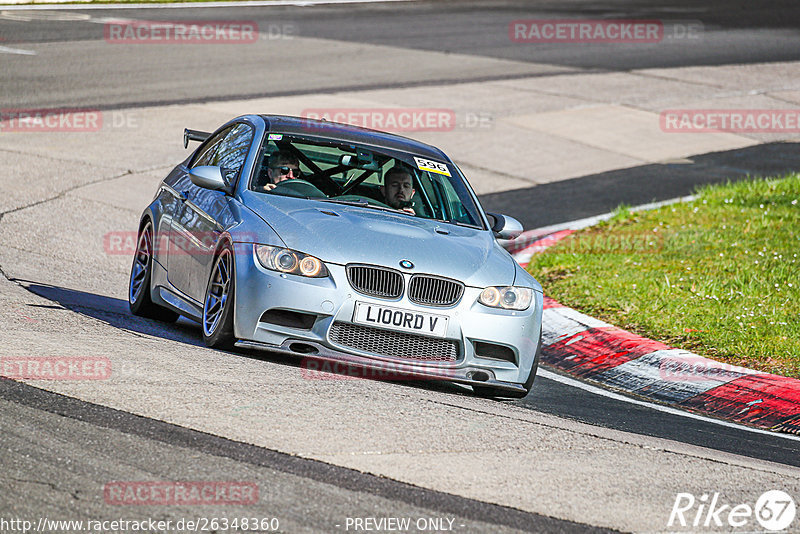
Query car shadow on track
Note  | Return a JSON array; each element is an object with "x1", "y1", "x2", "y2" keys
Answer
[
  {"x1": 20, "y1": 281, "x2": 206, "y2": 347},
  {"x1": 18, "y1": 280, "x2": 480, "y2": 399}
]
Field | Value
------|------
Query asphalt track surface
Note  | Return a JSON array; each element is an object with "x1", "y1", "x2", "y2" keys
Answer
[
  {"x1": 3, "y1": 0, "x2": 800, "y2": 105},
  {"x1": 10, "y1": 278, "x2": 800, "y2": 470},
  {"x1": 2, "y1": 378, "x2": 606, "y2": 534},
  {"x1": 2, "y1": 0, "x2": 800, "y2": 531},
  {"x1": 3, "y1": 0, "x2": 800, "y2": 229}
]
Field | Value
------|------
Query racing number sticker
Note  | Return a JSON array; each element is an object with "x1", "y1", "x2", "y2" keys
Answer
[{"x1": 413, "y1": 157, "x2": 451, "y2": 177}]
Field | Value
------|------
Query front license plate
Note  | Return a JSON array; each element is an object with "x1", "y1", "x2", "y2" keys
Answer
[{"x1": 353, "y1": 302, "x2": 448, "y2": 338}]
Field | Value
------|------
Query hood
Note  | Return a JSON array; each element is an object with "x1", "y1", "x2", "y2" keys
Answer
[{"x1": 243, "y1": 193, "x2": 516, "y2": 288}]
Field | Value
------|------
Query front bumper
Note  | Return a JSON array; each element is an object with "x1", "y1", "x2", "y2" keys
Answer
[
  {"x1": 233, "y1": 248, "x2": 543, "y2": 387},
  {"x1": 235, "y1": 339, "x2": 528, "y2": 394}
]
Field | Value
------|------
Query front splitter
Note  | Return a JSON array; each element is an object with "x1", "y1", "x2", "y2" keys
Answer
[{"x1": 235, "y1": 339, "x2": 527, "y2": 395}]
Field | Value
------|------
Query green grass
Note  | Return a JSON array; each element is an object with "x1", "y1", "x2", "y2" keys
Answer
[{"x1": 527, "y1": 174, "x2": 800, "y2": 378}]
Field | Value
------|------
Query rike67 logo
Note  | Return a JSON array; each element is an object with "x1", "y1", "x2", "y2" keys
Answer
[{"x1": 668, "y1": 490, "x2": 796, "y2": 531}]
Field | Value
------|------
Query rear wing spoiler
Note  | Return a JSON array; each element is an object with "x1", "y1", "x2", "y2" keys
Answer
[{"x1": 183, "y1": 128, "x2": 211, "y2": 149}]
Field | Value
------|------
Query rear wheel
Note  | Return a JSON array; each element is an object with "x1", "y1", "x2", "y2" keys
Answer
[
  {"x1": 202, "y1": 244, "x2": 236, "y2": 349},
  {"x1": 129, "y1": 220, "x2": 179, "y2": 322},
  {"x1": 473, "y1": 332, "x2": 541, "y2": 399}
]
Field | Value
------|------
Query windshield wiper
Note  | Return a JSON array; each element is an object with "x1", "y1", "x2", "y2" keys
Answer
[
  {"x1": 313, "y1": 198, "x2": 400, "y2": 213},
  {"x1": 428, "y1": 218, "x2": 483, "y2": 229},
  {"x1": 313, "y1": 198, "x2": 368, "y2": 206}
]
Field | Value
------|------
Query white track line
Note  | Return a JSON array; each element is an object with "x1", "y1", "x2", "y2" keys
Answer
[
  {"x1": 523, "y1": 194, "x2": 697, "y2": 237},
  {"x1": 517, "y1": 196, "x2": 800, "y2": 441},
  {"x1": 539, "y1": 368, "x2": 800, "y2": 442},
  {"x1": 0, "y1": 0, "x2": 415, "y2": 11},
  {"x1": 0, "y1": 31, "x2": 789, "y2": 440},
  {"x1": 0, "y1": 44, "x2": 36, "y2": 54}
]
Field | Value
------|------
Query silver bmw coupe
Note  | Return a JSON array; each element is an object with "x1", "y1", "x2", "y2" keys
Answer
[{"x1": 129, "y1": 115, "x2": 543, "y2": 398}]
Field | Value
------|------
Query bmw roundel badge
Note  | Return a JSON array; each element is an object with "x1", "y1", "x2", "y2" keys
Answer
[{"x1": 399, "y1": 260, "x2": 414, "y2": 269}]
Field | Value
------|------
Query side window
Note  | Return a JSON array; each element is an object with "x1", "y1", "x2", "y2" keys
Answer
[
  {"x1": 211, "y1": 123, "x2": 253, "y2": 182},
  {"x1": 432, "y1": 173, "x2": 480, "y2": 225},
  {"x1": 417, "y1": 172, "x2": 446, "y2": 220},
  {"x1": 191, "y1": 127, "x2": 230, "y2": 168}
]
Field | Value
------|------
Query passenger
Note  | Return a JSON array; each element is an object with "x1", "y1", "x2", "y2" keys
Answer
[
  {"x1": 260, "y1": 150, "x2": 302, "y2": 191},
  {"x1": 380, "y1": 166, "x2": 416, "y2": 214}
]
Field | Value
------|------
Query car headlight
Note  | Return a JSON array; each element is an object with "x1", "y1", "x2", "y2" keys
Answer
[
  {"x1": 254, "y1": 245, "x2": 328, "y2": 278},
  {"x1": 478, "y1": 286, "x2": 533, "y2": 311}
]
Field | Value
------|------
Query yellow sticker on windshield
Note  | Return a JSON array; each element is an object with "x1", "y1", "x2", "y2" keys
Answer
[{"x1": 413, "y1": 157, "x2": 451, "y2": 177}]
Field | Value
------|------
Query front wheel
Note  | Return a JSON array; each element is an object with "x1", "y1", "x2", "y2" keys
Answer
[
  {"x1": 202, "y1": 244, "x2": 236, "y2": 349},
  {"x1": 129, "y1": 220, "x2": 179, "y2": 322}
]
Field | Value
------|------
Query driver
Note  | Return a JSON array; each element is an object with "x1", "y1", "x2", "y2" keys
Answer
[
  {"x1": 380, "y1": 166, "x2": 416, "y2": 215},
  {"x1": 260, "y1": 150, "x2": 302, "y2": 191}
]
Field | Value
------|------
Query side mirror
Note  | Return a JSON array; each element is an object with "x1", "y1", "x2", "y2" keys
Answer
[
  {"x1": 488, "y1": 213, "x2": 523, "y2": 240},
  {"x1": 189, "y1": 166, "x2": 232, "y2": 194}
]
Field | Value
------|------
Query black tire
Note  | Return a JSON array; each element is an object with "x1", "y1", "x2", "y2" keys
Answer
[
  {"x1": 202, "y1": 243, "x2": 236, "y2": 349},
  {"x1": 129, "y1": 220, "x2": 179, "y2": 322},
  {"x1": 473, "y1": 331, "x2": 542, "y2": 399}
]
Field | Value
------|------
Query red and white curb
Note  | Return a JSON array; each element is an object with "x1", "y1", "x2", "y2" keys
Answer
[{"x1": 507, "y1": 203, "x2": 800, "y2": 435}]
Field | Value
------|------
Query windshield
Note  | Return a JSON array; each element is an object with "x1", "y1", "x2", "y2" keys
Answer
[{"x1": 249, "y1": 133, "x2": 485, "y2": 229}]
